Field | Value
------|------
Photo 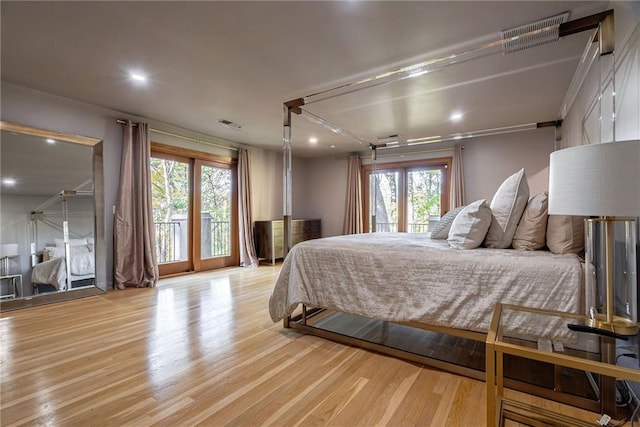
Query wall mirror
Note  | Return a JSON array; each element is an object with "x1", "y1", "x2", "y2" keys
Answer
[{"x1": 0, "y1": 121, "x2": 106, "y2": 311}]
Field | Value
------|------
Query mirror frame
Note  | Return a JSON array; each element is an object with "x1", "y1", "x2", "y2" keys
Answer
[{"x1": 0, "y1": 120, "x2": 107, "y2": 311}]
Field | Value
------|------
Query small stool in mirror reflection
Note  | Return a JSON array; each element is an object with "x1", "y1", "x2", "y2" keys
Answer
[{"x1": 1, "y1": 243, "x2": 23, "y2": 299}]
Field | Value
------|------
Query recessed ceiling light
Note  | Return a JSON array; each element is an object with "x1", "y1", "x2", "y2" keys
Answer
[
  {"x1": 2, "y1": 178, "x2": 16, "y2": 186},
  {"x1": 309, "y1": 137, "x2": 318, "y2": 144},
  {"x1": 330, "y1": 145, "x2": 336, "y2": 148},
  {"x1": 450, "y1": 112, "x2": 463, "y2": 121},
  {"x1": 129, "y1": 72, "x2": 147, "y2": 84},
  {"x1": 46, "y1": 138, "x2": 56, "y2": 144}
]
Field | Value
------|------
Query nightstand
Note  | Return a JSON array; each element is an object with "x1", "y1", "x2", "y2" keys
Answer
[
  {"x1": 0, "y1": 274, "x2": 23, "y2": 299},
  {"x1": 486, "y1": 303, "x2": 640, "y2": 426}
]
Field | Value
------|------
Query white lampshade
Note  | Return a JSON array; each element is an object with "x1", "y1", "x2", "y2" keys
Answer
[
  {"x1": 0, "y1": 243, "x2": 19, "y2": 258},
  {"x1": 548, "y1": 140, "x2": 640, "y2": 217}
]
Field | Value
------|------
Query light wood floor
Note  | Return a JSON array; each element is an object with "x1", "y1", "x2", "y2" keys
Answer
[{"x1": 0, "y1": 265, "x2": 616, "y2": 426}]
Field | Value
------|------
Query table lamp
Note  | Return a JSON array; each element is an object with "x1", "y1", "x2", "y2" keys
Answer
[
  {"x1": 549, "y1": 139, "x2": 640, "y2": 336},
  {"x1": 0, "y1": 243, "x2": 19, "y2": 276}
]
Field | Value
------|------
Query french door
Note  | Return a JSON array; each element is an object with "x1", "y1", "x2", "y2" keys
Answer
[
  {"x1": 150, "y1": 144, "x2": 238, "y2": 276},
  {"x1": 363, "y1": 158, "x2": 451, "y2": 233}
]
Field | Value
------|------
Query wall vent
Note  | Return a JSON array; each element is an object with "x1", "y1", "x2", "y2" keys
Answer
[{"x1": 501, "y1": 12, "x2": 569, "y2": 54}]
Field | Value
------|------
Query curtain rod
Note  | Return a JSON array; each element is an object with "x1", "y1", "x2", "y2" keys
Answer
[
  {"x1": 333, "y1": 146, "x2": 459, "y2": 160},
  {"x1": 117, "y1": 119, "x2": 238, "y2": 152},
  {"x1": 366, "y1": 146, "x2": 460, "y2": 159}
]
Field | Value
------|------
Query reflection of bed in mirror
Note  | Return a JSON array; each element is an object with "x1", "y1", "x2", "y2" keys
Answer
[
  {"x1": 29, "y1": 190, "x2": 95, "y2": 293},
  {"x1": 0, "y1": 120, "x2": 106, "y2": 311},
  {"x1": 31, "y1": 240, "x2": 95, "y2": 292}
]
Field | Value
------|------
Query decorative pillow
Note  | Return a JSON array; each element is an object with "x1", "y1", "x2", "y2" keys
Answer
[
  {"x1": 483, "y1": 168, "x2": 530, "y2": 249},
  {"x1": 43, "y1": 246, "x2": 65, "y2": 260},
  {"x1": 430, "y1": 206, "x2": 466, "y2": 239},
  {"x1": 55, "y1": 237, "x2": 88, "y2": 248},
  {"x1": 512, "y1": 192, "x2": 549, "y2": 251},
  {"x1": 447, "y1": 199, "x2": 492, "y2": 249},
  {"x1": 546, "y1": 215, "x2": 587, "y2": 254}
]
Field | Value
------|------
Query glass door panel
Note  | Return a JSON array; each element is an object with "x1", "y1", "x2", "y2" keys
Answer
[
  {"x1": 406, "y1": 169, "x2": 442, "y2": 233},
  {"x1": 199, "y1": 165, "x2": 231, "y2": 260},
  {"x1": 150, "y1": 155, "x2": 191, "y2": 275},
  {"x1": 370, "y1": 171, "x2": 400, "y2": 232}
]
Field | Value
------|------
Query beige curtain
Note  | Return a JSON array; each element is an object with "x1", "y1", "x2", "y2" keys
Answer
[
  {"x1": 238, "y1": 148, "x2": 258, "y2": 267},
  {"x1": 450, "y1": 144, "x2": 465, "y2": 209},
  {"x1": 342, "y1": 154, "x2": 363, "y2": 235},
  {"x1": 114, "y1": 121, "x2": 159, "y2": 289}
]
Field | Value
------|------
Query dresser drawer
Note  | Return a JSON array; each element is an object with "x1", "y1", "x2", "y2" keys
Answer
[{"x1": 254, "y1": 219, "x2": 321, "y2": 264}]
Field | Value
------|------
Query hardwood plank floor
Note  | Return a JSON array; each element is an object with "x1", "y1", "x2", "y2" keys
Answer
[{"x1": 0, "y1": 265, "x2": 617, "y2": 426}]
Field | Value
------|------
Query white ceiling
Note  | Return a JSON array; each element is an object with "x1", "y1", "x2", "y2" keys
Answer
[
  {"x1": 1, "y1": 1, "x2": 609, "y2": 157},
  {"x1": 1, "y1": 130, "x2": 94, "y2": 197}
]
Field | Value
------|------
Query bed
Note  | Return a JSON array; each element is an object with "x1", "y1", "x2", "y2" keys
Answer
[
  {"x1": 270, "y1": 232, "x2": 583, "y2": 331},
  {"x1": 267, "y1": 232, "x2": 603, "y2": 410},
  {"x1": 29, "y1": 189, "x2": 96, "y2": 293},
  {"x1": 31, "y1": 239, "x2": 95, "y2": 292}
]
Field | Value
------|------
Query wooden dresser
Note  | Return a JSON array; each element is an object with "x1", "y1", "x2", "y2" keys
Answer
[{"x1": 254, "y1": 219, "x2": 321, "y2": 264}]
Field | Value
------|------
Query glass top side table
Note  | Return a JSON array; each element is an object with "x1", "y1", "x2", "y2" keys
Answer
[{"x1": 486, "y1": 303, "x2": 640, "y2": 426}]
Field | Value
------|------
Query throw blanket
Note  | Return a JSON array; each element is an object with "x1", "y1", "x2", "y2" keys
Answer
[{"x1": 269, "y1": 233, "x2": 583, "y2": 334}]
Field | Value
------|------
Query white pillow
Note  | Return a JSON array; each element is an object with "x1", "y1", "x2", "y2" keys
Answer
[
  {"x1": 430, "y1": 206, "x2": 465, "y2": 239},
  {"x1": 447, "y1": 199, "x2": 492, "y2": 249},
  {"x1": 55, "y1": 238, "x2": 88, "y2": 248},
  {"x1": 44, "y1": 246, "x2": 66, "y2": 260},
  {"x1": 483, "y1": 168, "x2": 530, "y2": 249}
]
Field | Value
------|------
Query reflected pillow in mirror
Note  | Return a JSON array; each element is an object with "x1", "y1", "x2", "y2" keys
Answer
[{"x1": 43, "y1": 246, "x2": 66, "y2": 260}]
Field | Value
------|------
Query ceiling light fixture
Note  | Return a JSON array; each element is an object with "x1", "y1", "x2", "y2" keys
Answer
[
  {"x1": 2, "y1": 178, "x2": 16, "y2": 186},
  {"x1": 217, "y1": 119, "x2": 242, "y2": 131},
  {"x1": 406, "y1": 135, "x2": 441, "y2": 144},
  {"x1": 450, "y1": 112, "x2": 463, "y2": 121},
  {"x1": 46, "y1": 138, "x2": 56, "y2": 144},
  {"x1": 130, "y1": 72, "x2": 147, "y2": 83},
  {"x1": 309, "y1": 137, "x2": 318, "y2": 144}
]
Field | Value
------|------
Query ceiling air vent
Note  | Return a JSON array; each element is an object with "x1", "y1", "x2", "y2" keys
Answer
[
  {"x1": 501, "y1": 12, "x2": 569, "y2": 54},
  {"x1": 217, "y1": 119, "x2": 242, "y2": 131}
]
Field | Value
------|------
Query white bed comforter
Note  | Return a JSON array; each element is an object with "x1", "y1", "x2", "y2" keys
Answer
[
  {"x1": 269, "y1": 233, "x2": 583, "y2": 334},
  {"x1": 31, "y1": 245, "x2": 95, "y2": 290},
  {"x1": 31, "y1": 257, "x2": 67, "y2": 290}
]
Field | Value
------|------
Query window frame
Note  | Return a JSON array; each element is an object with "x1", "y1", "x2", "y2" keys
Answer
[
  {"x1": 362, "y1": 157, "x2": 452, "y2": 233},
  {"x1": 151, "y1": 142, "x2": 238, "y2": 277}
]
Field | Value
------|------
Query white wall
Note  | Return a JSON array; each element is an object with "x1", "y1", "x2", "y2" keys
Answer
[
  {"x1": 305, "y1": 157, "x2": 348, "y2": 237},
  {"x1": 463, "y1": 128, "x2": 554, "y2": 202}
]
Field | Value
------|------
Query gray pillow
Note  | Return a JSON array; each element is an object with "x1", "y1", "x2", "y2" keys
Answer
[
  {"x1": 430, "y1": 205, "x2": 466, "y2": 239},
  {"x1": 448, "y1": 199, "x2": 492, "y2": 249}
]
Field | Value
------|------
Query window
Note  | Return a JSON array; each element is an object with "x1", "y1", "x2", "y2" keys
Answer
[
  {"x1": 363, "y1": 158, "x2": 451, "y2": 233},
  {"x1": 150, "y1": 143, "x2": 238, "y2": 276}
]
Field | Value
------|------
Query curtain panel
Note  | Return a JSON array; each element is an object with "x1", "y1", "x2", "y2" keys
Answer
[
  {"x1": 342, "y1": 154, "x2": 364, "y2": 235},
  {"x1": 113, "y1": 121, "x2": 159, "y2": 289},
  {"x1": 238, "y1": 149, "x2": 259, "y2": 267}
]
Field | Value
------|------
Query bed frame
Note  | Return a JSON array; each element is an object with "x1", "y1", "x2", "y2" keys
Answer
[
  {"x1": 275, "y1": 8, "x2": 619, "y2": 418},
  {"x1": 285, "y1": 305, "x2": 618, "y2": 415},
  {"x1": 30, "y1": 189, "x2": 95, "y2": 292}
]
